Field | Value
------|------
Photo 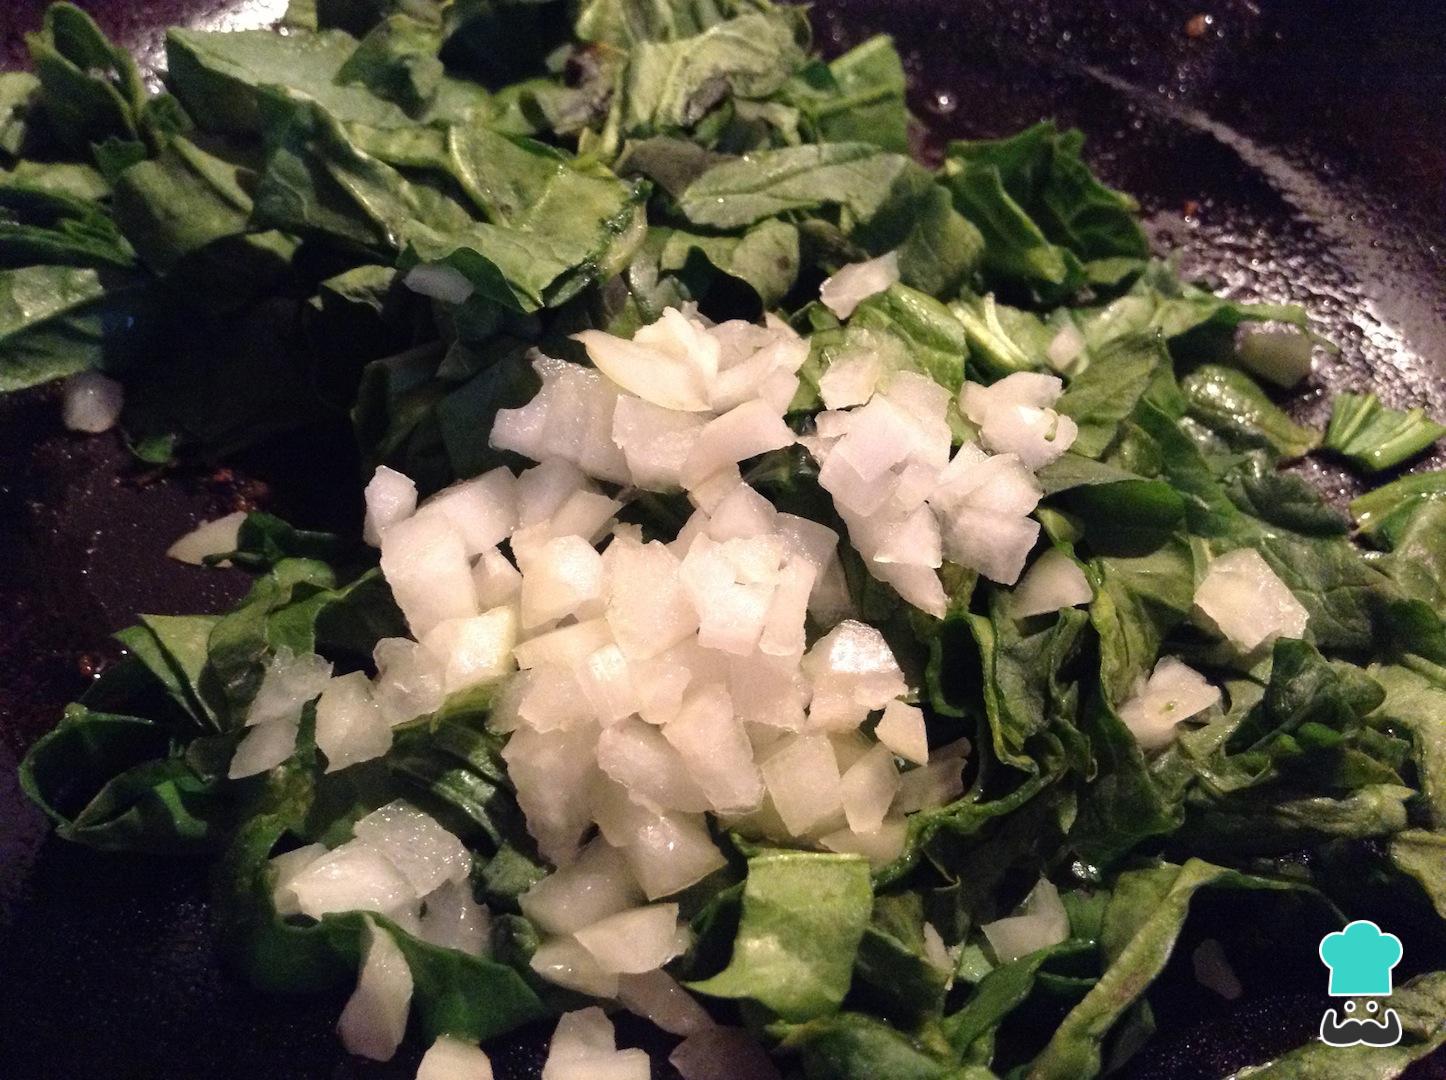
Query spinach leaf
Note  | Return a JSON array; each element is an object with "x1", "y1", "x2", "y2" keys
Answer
[
  {"x1": 778, "y1": 1012, "x2": 970, "y2": 1080},
  {"x1": 26, "y1": 4, "x2": 146, "y2": 155},
  {"x1": 1056, "y1": 335, "x2": 1164, "y2": 458},
  {"x1": 1324, "y1": 391, "x2": 1446, "y2": 473},
  {"x1": 1351, "y1": 470, "x2": 1446, "y2": 546},
  {"x1": 690, "y1": 849, "x2": 873, "y2": 1021},
  {"x1": 1179, "y1": 364, "x2": 1319, "y2": 459},
  {"x1": 780, "y1": 35, "x2": 910, "y2": 154}
]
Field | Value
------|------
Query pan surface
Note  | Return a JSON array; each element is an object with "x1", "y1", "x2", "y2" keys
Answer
[{"x1": 1, "y1": 1, "x2": 1443, "y2": 1077}]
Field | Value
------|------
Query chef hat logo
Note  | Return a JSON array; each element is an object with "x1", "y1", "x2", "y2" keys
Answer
[{"x1": 1318, "y1": 920, "x2": 1403, "y2": 997}]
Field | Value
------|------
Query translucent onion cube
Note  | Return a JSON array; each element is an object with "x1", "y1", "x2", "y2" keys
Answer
[
  {"x1": 817, "y1": 448, "x2": 901, "y2": 519},
  {"x1": 315, "y1": 671, "x2": 392, "y2": 773},
  {"x1": 679, "y1": 537, "x2": 773, "y2": 656},
  {"x1": 381, "y1": 512, "x2": 480, "y2": 637},
  {"x1": 728, "y1": 652, "x2": 809, "y2": 731},
  {"x1": 870, "y1": 505, "x2": 943, "y2": 569},
  {"x1": 577, "y1": 318, "x2": 714, "y2": 413},
  {"x1": 541, "y1": 1007, "x2": 651, "y2": 1080},
  {"x1": 932, "y1": 445, "x2": 1042, "y2": 518},
  {"x1": 518, "y1": 667, "x2": 595, "y2": 733},
  {"x1": 492, "y1": 356, "x2": 629, "y2": 482},
  {"x1": 1012, "y1": 548, "x2": 1093, "y2": 617},
  {"x1": 1193, "y1": 547, "x2": 1309, "y2": 652},
  {"x1": 681, "y1": 400, "x2": 795, "y2": 491},
  {"x1": 894, "y1": 740, "x2": 969, "y2": 814},
  {"x1": 663, "y1": 684, "x2": 764, "y2": 815},
  {"x1": 758, "y1": 557, "x2": 816, "y2": 658},
  {"x1": 872, "y1": 561, "x2": 948, "y2": 619},
  {"x1": 338, "y1": 918, "x2": 413, "y2": 1062},
  {"x1": 417, "y1": 879, "x2": 491, "y2": 957},
  {"x1": 819, "y1": 250, "x2": 899, "y2": 319},
  {"x1": 270, "y1": 842, "x2": 326, "y2": 917},
  {"x1": 417, "y1": 1036, "x2": 494, "y2": 1080},
  {"x1": 516, "y1": 459, "x2": 590, "y2": 528},
  {"x1": 373, "y1": 637, "x2": 446, "y2": 726},
  {"x1": 575, "y1": 903, "x2": 684, "y2": 974},
  {"x1": 818, "y1": 351, "x2": 884, "y2": 411},
  {"x1": 421, "y1": 607, "x2": 519, "y2": 693},
  {"x1": 353, "y1": 800, "x2": 471, "y2": 897},
  {"x1": 832, "y1": 395, "x2": 917, "y2": 482},
  {"x1": 415, "y1": 467, "x2": 517, "y2": 556},
  {"x1": 620, "y1": 809, "x2": 726, "y2": 900},
  {"x1": 289, "y1": 839, "x2": 416, "y2": 920},
  {"x1": 503, "y1": 723, "x2": 601, "y2": 865},
  {"x1": 706, "y1": 483, "x2": 778, "y2": 541},
  {"x1": 612, "y1": 395, "x2": 707, "y2": 490},
  {"x1": 605, "y1": 539, "x2": 698, "y2": 660},
  {"x1": 617, "y1": 971, "x2": 715, "y2": 1036},
  {"x1": 1118, "y1": 656, "x2": 1221, "y2": 752},
  {"x1": 513, "y1": 618, "x2": 613, "y2": 671},
  {"x1": 167, "y1": 510, "x2": 248, "y2": 566},
  {"x1": 228, "y1": 717, "x2": 301, "y2": 779},
  {"x1": 518, "y1": 536, "x2": 605, "y2": 629},
  {"x1": 246, "y1": 647, "x2": 334, "y2": 727},
  {"x1": 939, "y1": 507, "x2": 1040, "y2": 586},
  {"x1": 819, "y1": 816, "x2": 908, "y2": 868},
  {"x1": 549, "y1": 490, "x2": 624, "y2": 545},
  {"x1": 530, "y1": 936, "x2": 620, "y2": 999},
  {"x1": 980, "y1": 878, "x2": 1069, "y2": 964},
  {"x1": 520, "y1": 838, "x2": 643, "y2": 936},
  {"x1": 760, "y1": 735, "x2": 844, "y2": 836},
  {"x1": 840, "y1": 743, "x2": 901, "y2": 834},
  {"x1": 802, "y1": 620, "x2": 908, "y2": 732},
  {"x1": 473, "y1": 548, "x2": 522, "y2": 609},
  {"x1": 875, "y1": 700, "x2": 929, "y2": 765},
  {"x1": 598, "y1": 719, "x2": 711, "y2": 812}
]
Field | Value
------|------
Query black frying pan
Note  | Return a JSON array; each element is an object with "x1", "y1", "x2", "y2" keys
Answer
[{"x1": 2, "y1": 1, "x2": 1444, "y2": 1077}]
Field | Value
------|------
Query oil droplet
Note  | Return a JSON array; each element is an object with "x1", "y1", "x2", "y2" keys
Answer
[{"x1": 928, "y1": 89, "x2": 958, "y2": 117}]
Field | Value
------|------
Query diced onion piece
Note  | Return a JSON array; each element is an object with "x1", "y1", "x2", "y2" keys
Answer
[
  {"x1": 1193, "y1": 548, "x2": 1308, "y2": 651},
  {"x1": 270, "y1": 843, "x2": 327, "y2": 917},
  {"x1": 228, "y1": 716, "x2": 300, "y2": 778},
  {"x1": 421, "y1": 607, "x2": 519, "y2": 693},
  {"x1": 381, "y1": 512, "x2": 480, "y2": 638},
  {"x1": 819, "y1": 816, "x2": 908, "y2": 867},
  {"x1": 894, "y1": 739, "x2": 969, "y2": 814},
  {"x1": 516, "y1": 459, "x2": 590, "y2": 528},
  {"x1": 802, "y1": 620, "x2": 908, "y2": 732},
  {"x1": 518, "y1": 536, "x2": 605, "y2": 629},
  {"x1": 415, "y1": 468, "x2": 517, "y2": 556},
  {"x1": 492, "y1": 356, "x2": 630, "y2": 482},
  {"x1": 316, "y1": 671, "x2": 392, "y2": 773},
  {"x1": 612, "y1": 395, "x2": 707, "y2": 490},
  {"x1": 818, "y1": 351, "x2": 884, "y2": 411},
  {"x1": 682, "y1": 400, "x2": 795, "y2": 491},
  {"x1": 872, "y1": 562, "x2": 948, "y2": 620},
  {"x1": 575, "y1": 903, "x2": 684, "y2": 974},
  {"x1": 758, "y1": 557, "x2": 816, "y2": 657},
  {"x1": 288, "y1": 839, "x2": 417, "y2": 920},
  {"x1": 541, "y1": 1008, "x2": 651, "y2": 1080},
  {"x1": 663, "y1": 684, "x2": 764, "y2": 815},
  {"x1": 167, "y1": 510, "x2": 248, "y2": 566},
  {"x1": 520, "y1": 838, "x2": 643, "y2": 936},
  {"x1": 530, "y1": 936, "x2": 620, "y2": 999},
  {"x1": 338, "y1": 917, "x2": 413, "y2": 1062},
  {"x1": 617, "y1": 971, "x2": 715, "y2": 1036},
  {"x1": 706, "y1": 483, "x2": 778, "y2": 541},
  {"x1": 923, "y1": 922, "x2": 953, "y2": 972},
  {"x1": 417, "y1": 1036, "x2": 494, "y2": 1080},
  {"x1": 245, "y1": 647, "x2": 334, "y2": 727},
  {"x1": 582, "y1": 311, "x2": 718, "y2": 412},
  {"x1": 1117, "y1": 656, "x2": 1220, "y2": 752},
  {"x1": 604, "y1": 539, "x2": 698, "y2": 660},
  {"x1": 875, "y1": 700, "x2": 929, "y2": 765},
  {"x1": 1236, "y1": 325, "x2": 1314, "y2": 388},
  {"x1": 598, "y1": 719, "x2": 711, "y2": 813},
  {"x1": 1192, "y1": 938, "x2": 1244, "y2": 1000},
  {"x1": 353, "y1": 800, "x2": 471, "y2": 897},
  {"x1": 404, "y1": 263, "x2": 474, "y2": 304},
  {"x1": 373, "y1": 638, "x2": 446, "y2": 726},
  {"x1": 503, "y1": 722, "x2": 602, "y2": 865},
  {"x1": 1045, "y1": 323, "x2": 1086, "y2": 373},
  {"x1": 418, "y1": 879, "x2": 490, "y2": 957},
  {"x1": 363, "y1": 466, "x2": 419, "y2": 547},
  {"x1": 679, "y1": 536, "x2": 773, "y2": 656},
  {"x1": 760, "y1": 734, "x2": 844, "y2": 836},
  {"x1": 619, "y1": 809, "x2": 725, "y2": 900},
  {"x1": 728, "y1": 651, "x2": 808, "y2": 732},
  {"x1": 513, "y1": 618, "x2": 613, "y2": 670},
  {"x1": 840, "y1": 743, "x2": 900, "y2": 834},
  {"x1": 473, "y1": 548, "x2": 522, "y2": 609},
  {"x1": 1011, "y1": 548, "x2": 1093, "y2": 617},
  {"x1": 981, "y1": 878, "x2": 1069, "y2": 964},
  {"x1": 939, "y1": 507, "x2": 1040, "y2": 587},
  {"x1": 670, "y1": 1027, "x2": 783, "y2": 1080},
  {"x1": 550, "y1": 490, "x2": 624, "y2": 545},
  {"x1": 62, "y1": 370, "x2": 124, "y2": 433},
  {"x1": 819, "y1": 251, "x2": 900, "y2": 319}
]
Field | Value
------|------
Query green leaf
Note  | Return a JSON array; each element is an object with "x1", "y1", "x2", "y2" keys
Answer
[
  {"x1": 114, "y1": 614, "x2": 222, "y2": 730},
  {"x1": 849, "y1": 284, "x2": 971, "y2": 393},
  {"x1": 1350, "y1": 470, "x2": 1446, "y2": 546},
  {"x1": 0, "y1": 175, "x2": 135, "y2": 269},
  {"x1": 1179, "y1": 364, "x2": 1319, "y2": 459},
  {"x1": 1390, "y1": 831, "x2": 1446, "y2": 919},
  {"x1": 850, "y1": 893, "x2": 950, "y2": 1026},
  {"x1": 1056, "y1": 335, "x2": 1165, "y2": 458},
  {"x1": 26, "y1": 3, "x2": 146, "y2": 155},
  {"x1": 0, "y1": 72, "x2": 41, "y2": 160},
  {"x1": 1369, "y1": 664, "x2": 1446, "y2": 829},
  {"x1": 1087, "y1": 533, "x2": 1195, "y2": 706},
  {"x1": 1324, "y1": 391, "x2": 1446, "y2": 473},
  {"x1": 778, "y1": 1012, "x2": 970, "y2": 1080},
  {"x1": 690, "y1": 849, "x2": 873, "y2": 1021},
  {"x1": 337, "y1": 14, "x2": 447, "y2": 113},
  {"x1": 941, "y1": 941, "x2": 1091, "y2": 1064}
]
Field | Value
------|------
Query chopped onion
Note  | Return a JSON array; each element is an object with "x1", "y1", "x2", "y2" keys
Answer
[
  {"x1": 381, "y1": 512, "x2": 480, "y2": 638},
  {"x1": 980, "y1": 878, "x2": 1069, "y2": 964},
  {"x1": 760, "y1": 734, "x2": 844, "y2": 836},
  {"x1": 819, "y1": 251, "x2": 900, "y2": 319},
  {"x1": 894, "y1": 739, "x2": 969, "y2": 813},
  {"x1": 707, "y1": 483, "x2": 778, "y2": 541},
  {"x1": 513, "y1": 618, "x2": 613, "y2": 671},
  {"x1": 541, "y1": 1008, "x2": 651, "y2": 1080},
  {"x1": 421, "y1": 606, "x2": 519, "y2": 693},
  {"x1": 1193, "y1": 547, "x2": 1308, "y2": 651},
  {"x1": 802, "y1": 620, "x2": 908, "y2": 732},
  {"x1": 516, "y1": 459, "x2": 591, "y2": 528},
  {"x1": 670, "y1": 1027, "x2": 783, "y2": 1080},
  {"x1": 288, "y1": 839, "x2": 416, "y2": 920},
  {"x1": 245, "y1": 647, "x2": 334, "y2": 728},
  {"x1": 1117, "y1": 656, "x2": 1220, "y2": 752},
  {"x1": 228, "y1": 716, "x2": 301, "y2": 779},
  {"x1": 363, "y1": 466, "x2": 419, "y2": 547},
  {"x1": 577, "y1": 310, "x2": 717, "y2": 413},
  {"x1": 818, "y1": 351, "x2": 884, "y2": 411},
  {"x1": 518, "y1": 535, "x2": 605, "y2": 629},
  {"x1": 353, "y1": 800, "x2": 471, "y2": 898},
  {"x1": 338, "y1": 917, "x2": 413, "y2": 1062},
  {"x1": 618, "y1": 808, "x2": 726, "y2": 900},
  {"x1": 840, "y1": 743, "x2": 900, "y2": 834},
  {"x1": 681, "y1": 399, "x2": 795, "y2": 491},
  {"x1": 414, "y1": 468, "x2": 517, "y2": 556},
  {"x1": 530, "y1": 936, "x2": 620, "y2": 999},
  {"x1": 818, "y1": 816, "x2": 908, "y2": 867},
  {"x1": 372, "y1": 638, "x2": 446, "y2": 726},
  {"x1": 167, "y1": 510, "x2": 248, "y2": 566},
  {"x1": 574, "y1": 903, "x2": 684, "y2": 974},
  {"x1": 617, "y1": 970, "x2": 715, "y2": 1036},
  {"x1": 875, "y1": 700, "x2": 929, "y2": 765},
  {"x1": 664, "y1": 684, "x2": 764, "y2": 815},
  {"x1": 492, "y1": 356, "x2": 630, "y2": 483},
  {"x1": 315, "y1": 671, "x2": 392, "y2": 773},
  {"x1": 418, "y1": 879, "x2": 491, "y2": 957},
  {"x1": 473, "y1": 548, "x2": 522, "y2": 609},
  {"x1": 520, "y1": 838, "x2": 643, "y2": 936},
  {"x1": 1045, "y1": 324, "x2": 1086, "y2": 373},
  {"x1": 1011, "y1": 548, "x2": 1093, "y2": 617},
  {"x1": 922, "y1": 922, "x2": 953, "y2": 973},
  {"x1": 502, "y1": 721, "x2": 603, "y2": 865},
  {"x1": 404, "y1": 263, "x2": 474, "y2": 304},
  {"x1": 604, "y1": 539, "x2": 698, "y2": 660},
  {"x1": 62, "y1": 371, "x2": 124, "y2": 433},
  {"x1": 612, "y1": 395, "x2": 707, "y2": 490},
  {"x1": 416, "y1": 1036, "x2": 494, "y2": 1080},
  {"x1": 1192, "y1": 937, "x2": 1244, "y2": 1000},
  {"x1": 598, "y1": 719, "x2": 711, "y2": 812},
  {"x1": 270, "y1": 843, "x2": 326, "y2": 917}
]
